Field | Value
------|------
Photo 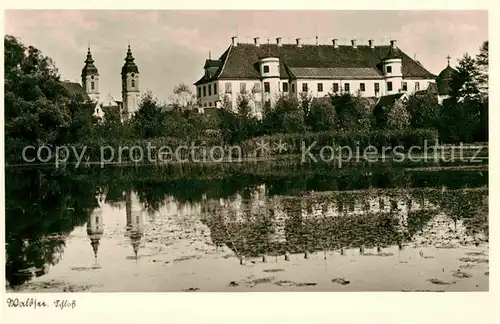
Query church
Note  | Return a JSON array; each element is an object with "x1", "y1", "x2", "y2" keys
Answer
[
  {"x1": 63, "y1": 45, "x2": 141, "y2": 120},
  {"x1": 194, "y1": 36, "x2": 455, "y2": 119}
]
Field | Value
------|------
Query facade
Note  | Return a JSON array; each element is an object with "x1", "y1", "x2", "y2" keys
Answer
[
  {"x1": 80, "y1": 46, "x2": 141, "y2": 121},
  {"x1": 194, "y1": 37, "x2": 437, "y2": 118}
]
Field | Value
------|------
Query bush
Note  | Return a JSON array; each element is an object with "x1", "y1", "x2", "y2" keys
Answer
[{"x1": 242, "y1": 128, "x2": 439, "y2": 157}]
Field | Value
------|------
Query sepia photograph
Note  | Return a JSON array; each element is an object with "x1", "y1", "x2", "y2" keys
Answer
[{"x1": 3, "y1": 9, "x2": 489, "y2": 297}]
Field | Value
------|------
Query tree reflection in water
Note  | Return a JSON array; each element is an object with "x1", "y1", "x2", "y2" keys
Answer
[{"x1": 5, "y1": 166, "x2": 488, "y2": 288}]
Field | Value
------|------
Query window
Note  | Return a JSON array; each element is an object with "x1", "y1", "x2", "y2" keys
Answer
[
  {"x1": 209, "y1": 102, "x2": 212, "y2": 107},
  {"x1": 344, "y1": 83, "x2": 350, "y2": 92},
  {"x1": 213, "y1": 83, "x2": 217, "y2": 94},
  {"x1": 204, "y1": 103, "x2": 207, "y2": 107},
  {"x1": 374, "y1": 83, "x2": 380, "y2": 94},
  {"x1": 225, "y1": 83, "x2": 232, "y2": 93},
  {"x1": 208, "y1": 84, "x2": 212, "y2": 96},
  {"x1": 263, "y1": 65, "x2": 269, "y2": 73},
  {"x1": 360, "y1": 83, "x2": 365, "y2": 92},
  {"x1": 283, "y1": 82, "x2": 289, "y2": 92},
  {"x1": 91, "y1": 81, "x2": 95, "y2": 90},
  {"x1": 402, "y1": 82, "x2": 407, "y2": 91},
  {"x1": 253, "y1": 82, "x2": 261, "y2": 93},
  {"x1": 203, "y1": 85, "x2": 207, "y2": 97},
  {"x1": 264, "y1": 82, "x2": 270, "y2": 93},
  {"x1": 96, "y1": 216, "x2": 99, "y2": 224},
  {"x1": 415, "y1": 82, "x2": 420, "y2": 91},
  {"x1": 386, "y1": 66, "x2": 392, "y2": 73},
  {"x1": 333, "y1": 83, "x2": 339, "y2": 93},
  {"x1": 292, "y1": 83, "x2": 295, "y2": 93},
  {"x1": 197, "y1": 87, "x2": 201, "y2": 98},
  {"x1": 131, "y1": 79, "x2": 135, "y2": 88},
  {"x1": 387, "y1": 82, "x2": 393, "y2": 91},
  {"x1": 240, "y1": 82, "x2": 246, "y2": 93},
  {"x1": 317, "y1": 83, "x2": 323, "y2": 92},
  {"x1": 302, "y1": 83, "x2": 308, "y2": 93}
]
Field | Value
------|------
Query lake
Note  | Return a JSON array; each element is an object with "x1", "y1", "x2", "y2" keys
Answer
[{"x1": 5, "y1": 164, "x2": 489, "y2": 292}]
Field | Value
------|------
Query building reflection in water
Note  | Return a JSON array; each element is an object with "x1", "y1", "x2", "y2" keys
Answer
[
  {"x1": 200, "y1": 184, "x2": 487, "y2": 261},
  {"x1": 125, "y1": 190, "x2": 144, "y2": 260},
  {"x1": 87, "y1": 188, "x2": 106, "y2": 265}
]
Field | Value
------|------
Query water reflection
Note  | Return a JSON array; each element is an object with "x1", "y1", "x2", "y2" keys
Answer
[
  {"x1": 5, "y1": 167, "x2": 488, "y2": 290},
  {"x1": 125, "y1": 190, "x2": 145, "y2": 259}
]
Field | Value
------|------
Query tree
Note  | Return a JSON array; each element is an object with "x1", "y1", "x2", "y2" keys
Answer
[
  {"x1": 236, "y1": 91, "x2": 253, "y2": 119},
  {"x1": 170, "y1": 83, "x2": 195, "y2": 111},
  {"x1": 441, "y1": 51, "x2": 487, "y2": 143},
  {"x1": 262, "y1": 96, "x2": 305, "y2": 134},
  {"x1": 475, "y1": 41, "x2": 488, "y2": 100},
  {"x1": 450, "y1": 53, "x2": 481, "y2": 104},
  {"x1": 132, "y1": 90, "x2": 166, "y2": 138},
  {"x1": 4, "y1": 35, "x2": 92, "y2": 163},
  {"x1": 406, "y1": 92, "x2": 440, "y2": 129},
  {"x1": 386, "y1": 100, "x2": 410, "y2": 130},
  {"x1": 307, "y1": 98, "x2": 336, "y2": 132},
  {"x1": 299, "y1": 92, "x2": 313, "y2": 117},
  {"x1": 330, "y1": 93, "x2": 373, "y2": 131}
]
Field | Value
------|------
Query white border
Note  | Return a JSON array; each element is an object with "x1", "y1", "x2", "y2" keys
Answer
[{"x1": 1, "y1": 2, "x2": 497, "y2": 323}]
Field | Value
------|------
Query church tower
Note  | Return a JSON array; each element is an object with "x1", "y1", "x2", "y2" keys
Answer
[
  {"x1": 81, "y1": 47, "x2": 100, "y2": 102},
  {"x1": 125, "y1": 191, "x2": 144, "y2": 259},
  {"x1": 121, "y1": 45, "x2": 140, "y2": 119},
  {"x1": 87, "y1": 188, "x2": 106, "y2": 261}
]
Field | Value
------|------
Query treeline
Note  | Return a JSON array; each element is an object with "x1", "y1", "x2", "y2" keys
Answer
[{"x1": 4, "y1": 34, "x2": 488, "y2": 164}]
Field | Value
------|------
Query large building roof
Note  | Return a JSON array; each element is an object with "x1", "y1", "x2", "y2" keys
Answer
[
  {"x1": 195, "y1": 42, "x2": 435, "y2": 85},
  {"x1": 60, "y1": 81, "x2": 90, "y2": 101}
]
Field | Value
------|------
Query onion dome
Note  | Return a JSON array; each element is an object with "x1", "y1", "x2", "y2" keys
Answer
[
  {"x1": 81, "y1": 47, "x2": 98, "y2": 79},
  {"x1": 437, "y1": 56, "x2": 457, "y2": 95},
  {"x1": 121, "y1": 45, "x2": 139, "y2": 76}
]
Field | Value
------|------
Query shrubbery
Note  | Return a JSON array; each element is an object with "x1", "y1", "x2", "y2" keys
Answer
[{"x1": 243, "y1": 129, "x2": 439, "y2": 157}]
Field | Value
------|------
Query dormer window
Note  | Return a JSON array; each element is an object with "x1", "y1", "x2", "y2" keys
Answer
[
  {"x1": 263, "y1": 65, "x2": 269, "y2": 73},
  {"x1": 386, "y1": 66, "x2": 392, "y2": 73},
  {"x1": 91, "y1": 75, "x2": 95, "y2": 80},
  {"x1": 131, "y1": 73, "x2": 135, "y2": 77}
]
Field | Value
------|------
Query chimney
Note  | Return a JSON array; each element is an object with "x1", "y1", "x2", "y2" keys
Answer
[
  {"x1": 390, "y1": 40, "x2": 397, "y2": 49},
  {"x1": 369, "y1": 39, "x2": 374, "y2": 48},
  {"x1": 332, "y1": 39, "x2": 338, "y2": 49},
  {"x1": 351, "y1": 39, "x2": 357, "y2": 48},
  {"x1": 296, "y1": 38, "x2": 302, "y2": 47},
  {"x1": 254, "y1": 37, "x2": 260, "y2": 47},
  {"x1": 231, "y1": 36, "x2": 238, "y2": 47},
  {"x1": 276, "y1": 37, "x2": 282, "y2": 47}
]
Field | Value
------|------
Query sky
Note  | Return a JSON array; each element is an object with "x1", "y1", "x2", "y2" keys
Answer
[{"x1": 5, "y1": 10, "x2": 488, "y2": 103}]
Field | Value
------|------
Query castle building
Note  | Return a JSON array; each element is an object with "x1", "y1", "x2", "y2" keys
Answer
[
  {"x1": 77, "y1": 45, "x2": 141, "y2": 120},
  {"x1": 194, "y1": 37, "x2": 437, "y2": 118}
]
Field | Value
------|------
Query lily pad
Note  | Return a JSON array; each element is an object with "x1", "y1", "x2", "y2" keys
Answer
[
  {"x1": 452, "y1": 271, "x2": 472, "y2": 279},
  {"x1": 332, "y1": 278, "x2": 350, "y2": 285},
  {"x1": 459, "y1": 257, "x2": 488, "y2": 264},
  {"x1": 427, "y1": 279, "x2": 456, "y2": 285}
]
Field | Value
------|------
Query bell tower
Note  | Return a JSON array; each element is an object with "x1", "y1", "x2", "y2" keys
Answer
[
  {"x1": 81, "y1": 46, "x2": 99, "y2": 102},
  {"x1": 121, "y1": 45, "x2": 140, "y2": 119}
]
